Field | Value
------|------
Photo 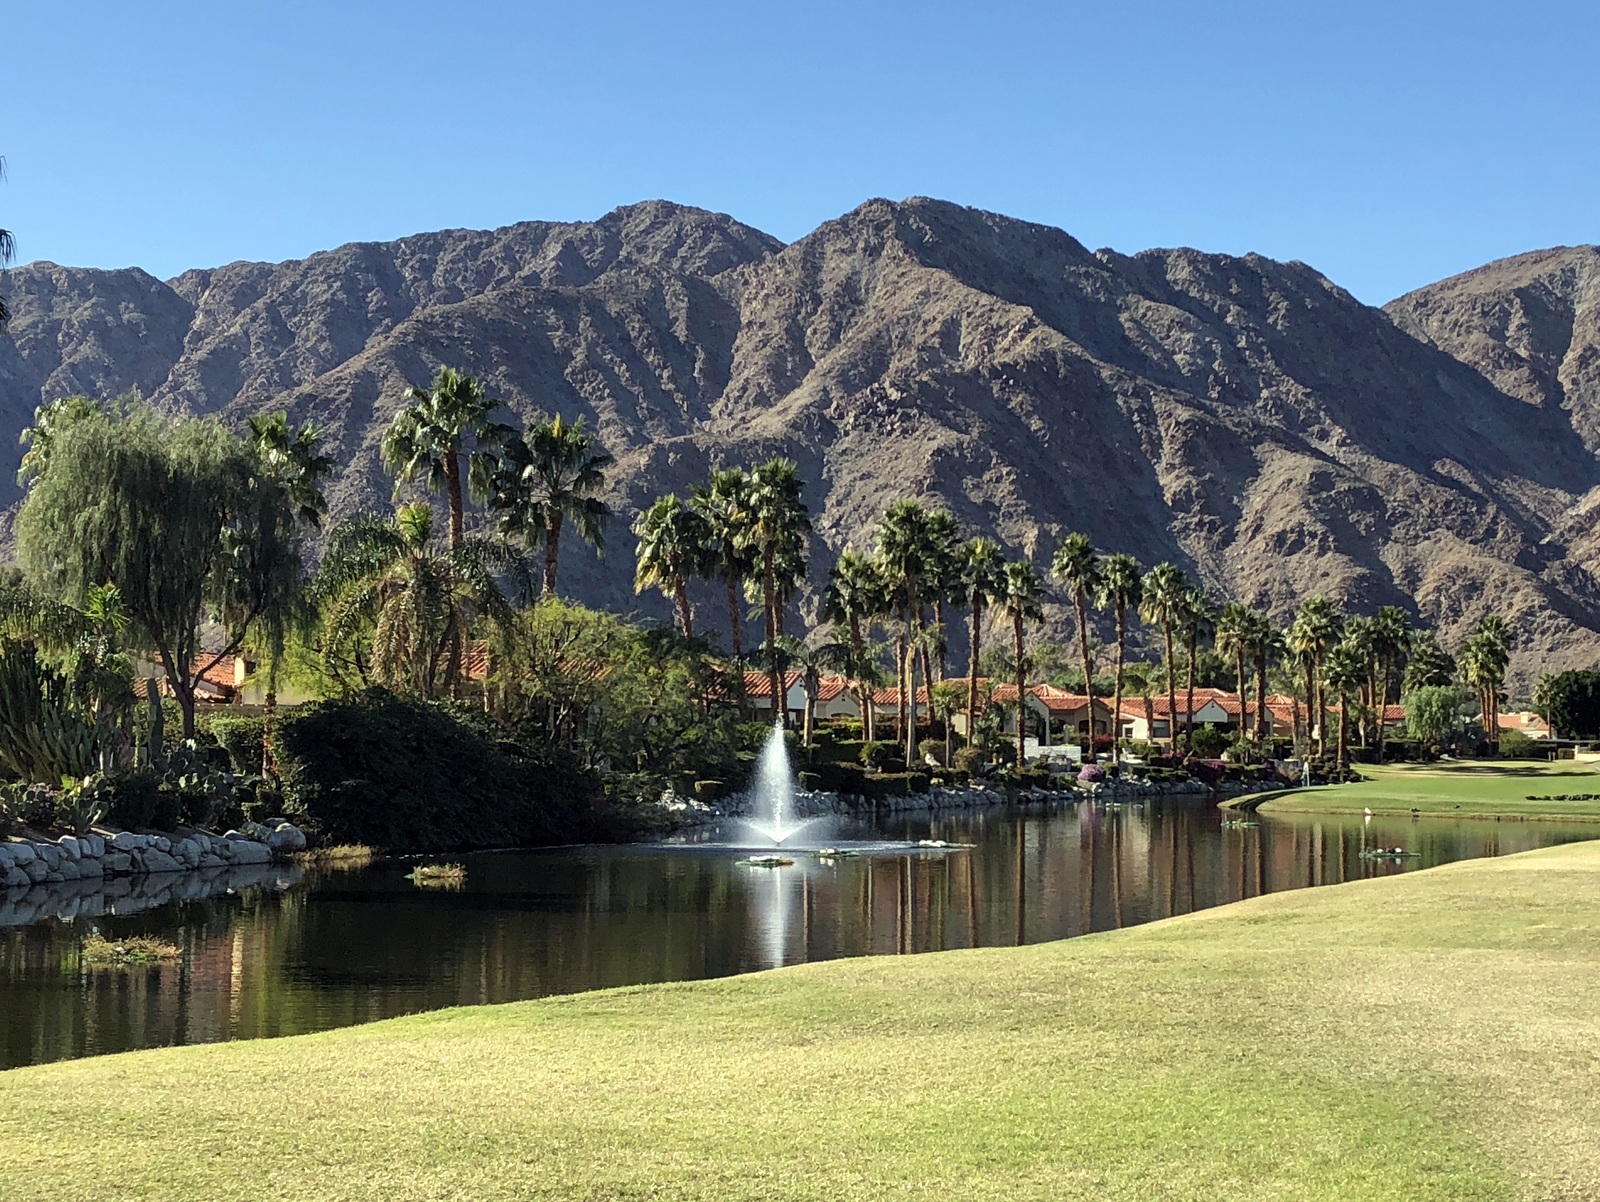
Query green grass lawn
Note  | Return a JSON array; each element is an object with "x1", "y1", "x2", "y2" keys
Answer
[
  {"x1": 1260, "y1": 759, "x2": 1600, "y2": 820},
  {"x1": 4, "y1": 843, "x2": 1600, "y2": 1201}
]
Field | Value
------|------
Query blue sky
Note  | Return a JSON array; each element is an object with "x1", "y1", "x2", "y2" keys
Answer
[{"x1": 4, "y1": 0, "x2": 1595, "y2": 303}]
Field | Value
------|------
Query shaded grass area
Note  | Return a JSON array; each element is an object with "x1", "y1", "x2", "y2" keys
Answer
[
  {"x1": 1261, "y1": 759, "x2": 1600, "y2": 819},
  {"x1": 4, "y1": 845, "x2": 1600, "y2": 1201}
]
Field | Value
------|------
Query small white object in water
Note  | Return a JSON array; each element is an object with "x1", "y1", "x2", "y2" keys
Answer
[
  {"x1": 1364, "y1": 808, "x2": 1373, "y2": 816},
  {"x1": 918, "y1": 839, "x2": 952, "y2": 848}
]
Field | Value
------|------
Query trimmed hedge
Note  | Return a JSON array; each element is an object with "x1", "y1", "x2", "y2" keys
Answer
[{"x1": 272, "y1": 690, "x2": 602, "y2": 852}]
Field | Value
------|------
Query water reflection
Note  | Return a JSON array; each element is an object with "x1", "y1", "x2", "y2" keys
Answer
[{"x1": 3, "y1": 803, "x2": 1596, "y2": 1070}]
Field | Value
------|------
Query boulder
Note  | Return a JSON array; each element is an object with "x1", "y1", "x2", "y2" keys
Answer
[
  {"x1": 57, "y1": 836, "x2": 82, "y2": 862},
  {"x1": 110, "y1": 832, "x2": 142, "y2": 852},
  {"x1": 56, "y1": 860, "x2": 81, "y2": 881},
  {"x1": 1, "y1": 866, "x2": 28, "y2": 889},
  {"x1": 137, "y1": 849, "x2": 183, "y2": 875},
  {"x1": 102, "y1": 852, "x2": 133, "y2": 875},
  {"x1": 229, "y1": 841, "x2": 272, "y2": 866},
  {"x1": 267, "y1": 825, "x2": 307, "y2": 854},
  {"x1": 9, "y1": 841, "x2": 37, "y2": 867},
  {"x1": 84, "y1": 834, "x2": 106, "y2": 857}
]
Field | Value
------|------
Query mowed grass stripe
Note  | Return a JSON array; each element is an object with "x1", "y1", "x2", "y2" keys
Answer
[
  {"x1": 1262, "y1": 759, "x2": 1600, "y2": 820},
  {"x1": 4, "y1": 843, "x2": 1599, "y2": 1201}
]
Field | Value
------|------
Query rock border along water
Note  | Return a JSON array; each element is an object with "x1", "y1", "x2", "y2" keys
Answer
[{"x1": 0, "y1": 819, "x2": 309, "y2": 926}]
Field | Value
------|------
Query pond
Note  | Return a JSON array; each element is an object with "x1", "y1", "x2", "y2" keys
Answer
[{"x1": 3, "y1": 801, "x2": 1597, "y2": 1071}]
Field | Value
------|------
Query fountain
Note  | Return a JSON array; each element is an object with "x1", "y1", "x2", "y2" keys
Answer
[{"x1": 741, "y1": 724, "x2": 820, "y2": 847}]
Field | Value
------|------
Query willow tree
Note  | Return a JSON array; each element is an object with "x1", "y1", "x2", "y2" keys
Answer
[{"x1": 16, "y1": 405, "x2": 303, "y2": 738}]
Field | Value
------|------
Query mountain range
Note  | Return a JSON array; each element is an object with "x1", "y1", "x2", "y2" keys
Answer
[{"x1": 2, "y1": 197, "x2": 1597, "y2": 691}]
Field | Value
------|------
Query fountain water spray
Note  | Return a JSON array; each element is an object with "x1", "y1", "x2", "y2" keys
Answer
[{"x1": 742, "y1": 723, "x2": 816, "y2": 846}]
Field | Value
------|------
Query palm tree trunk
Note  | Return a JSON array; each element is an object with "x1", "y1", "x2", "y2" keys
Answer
[
  {"x1": 1337, "y1": 690, "x2": 1349, "y2": 771},
  {"x1": 1254, "y1": 654, "x2": 1269, "y2": 743},
  {"x1": 675, "y1": 577, "x2": 693, "y2": 639},
  {"x1": 1185, "y1": 633, "x2": 1197, "y2": 753},
  {"x1": 1234, "y1": 648, "x2": 1247, "y2": 743},
  {"x1": 725, "y1": 573, "x2": 743, "y2": 656},
  {"x1": 444, "y1": 453, "x2": 465, "y2": 551},
  {"x1": 803, "y1": 685, "x2": 815, "y2": 750},
  {"x1": 1014, "y1": 612, "x2": 1027, "y2": 769},
  {"x1": 1316, "y1": 671, "x2": 1328, "y2": 758},
  {"x1": 543, "y1": 513, "x2": 563, "y2": 597},
  {"x1": 933, "y1": 600, "x2": 948, "y2": 682},
  {"x1": 1111, "y1": 604, "x2": 1126, "y2": 759},
  {"x1": 1302, "y1": 663, "x2": 1315, "y2": 756},
  {"x1": 1376, "y1": 657, "x2": 1389, "y2": 763},
  {"x1": 763, "y1": 549, "x2": 782, "y2": 728},
  {"x1": 896, "y1": 627, "x2": 909, "y2": 752},
  {"x1": 1074, "y1": 588, "x2": 1094, "y2": 744},
  {"x1": 1163, "y1": 623, "x2": 1178, "y2": 756},
  {"x1": 967, "y1": 602, "x2": 983, "y2": 748}
]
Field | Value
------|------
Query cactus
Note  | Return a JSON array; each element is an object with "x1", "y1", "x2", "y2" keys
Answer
[{"x1": 0, "y1": 641, "x2": 103, "y2": 783}]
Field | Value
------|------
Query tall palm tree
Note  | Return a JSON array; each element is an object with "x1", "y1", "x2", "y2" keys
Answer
[
  {"x1": 1340, "y1": 614, "x2": 1378, "y2": 749},
  {"x1": 248, "y1": 410, "x2": 335, "y2": 770},
  {"x1": 1051, "y1": 533, "x2": 1102, "y2": 729},
  {"x1": 746, "y1": 459, "x2": 810, "y2": 727},
  {"x1": 878, "y1": 501, "x2": 942, "y2": 767},
  {"x1": 1475, "y1": 613, "x2": 1511, "y2": 754},
  {"x1": 248, "y1": 411, "x2": 338, "y2": 529},
  {"x1": 691, "y1": 468, "x2": 756, "y2": 657},
  {"x1": 1094, "y1": 553, "x2": 1142, "y2": 755},
  {"x1": 633, "y1": 494, "x2": 709, "y2": 638},
  {"x1": 1324, "y1": 639, "x2": 1366, "y2": 772},
  {"x1": 493, "y1": 414, "x2": 614, "y2": 597},
  {"x1": 1249, "y1": 618, "x2": 1285, "y2": 744},
  {"x1": 381, "y1": 367, "x2": 513, "y2": 551},
  {"x1": 999, "y1": 560, "x2": 1045, "y2": 769},
  {"x1": 1140, "y1": 563, "x2": 1189, "y2": 755},
  {"x1": 1178, "y1": 586, "x2": 1216, "y2": 752},
  {"x1": 1403, "y1": 630, "x2": 1456, "y2": 693},
  {"x1": 824, "y1": 548, "x2": 887, "y2": 741},
  {"x1": 316, "y1": 502, "x2": 515, "y2": 699},
  {"x1": 924, "y1": 510, "x2": 964, "y2": 684},
  {"x1": 960, "y1": 537, "x2": 1007, "y2": 748},
  {"x1": 1288, "y1": 597, "x2": 1344, "y2": 757},
  {"x1": 1214, "y1": 602, "x2": 1254, "y2": 741},
  {"x1": 1371, "y1": 605, "x2": 1414, "y2": 762},
  {"x1": 774, "y1": 634, "x2": 849, "y2": 750}
]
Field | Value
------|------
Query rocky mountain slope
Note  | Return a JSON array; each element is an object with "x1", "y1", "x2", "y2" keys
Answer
[{"x1": 3, "y1": 199, "x2": 1598, "y2": 689}]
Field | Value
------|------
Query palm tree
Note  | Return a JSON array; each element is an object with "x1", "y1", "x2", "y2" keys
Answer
[
  {"x1": 1371, "y1": 606, "x2": 1414, "y2": 762},
  {"x1": 691, "y1": 468, "x2": 756, "y2": 657},
  {"x1": 924, "y1": 510, "x2": 965, "y2": 683},
  {"x1": 1340, "y1": 614, "x2": 1378, "y2": 749},
  {"x1": 248, "y1": 411, "x2": 338, "y2": 529},
  {"x1": 1324, "y1": 640, "x2": 1366, "y2": 772},
  {"x1": 316, "y1": 502, "x2": 515, "y2": 698},
  {"x1": 1051, "y1": 533, "x2": 1102, "y2": 726},
  {"x1": 1215, "y1": 602, "x2": 1255, "y2": 743},
  {"x1": 930, "y1": 680, "x2": 965, "y2": 768},
  {"x1": 774, "y1": 635, "x2": 849, "y2": 750},
  {"x1": 1178, "y1": 586, "x2": 1216, "y2": 752},
  {"x1": 960, "y1": 537, "x2": 1007, "y2": 748},
  {"x1": 1094, "y1": 553, "x2": 1141, "y2": 756},
  {"x1": 746, "y1": 459, "x2": 811, "y2": 727},
  {"x1": 824, "y1": 548, "x2": 888, "y2": 741},
  {"x1": 1460, "y1": 614, "x2": 1511, "y2": 754},
  {"x1": 493, "y1": 414, "x2": 614, "y2": 597},
  {"x1": 381, "y1": 367, "x2": 513, "y2": 551},
  {"x1": 1288, "y1": 597, "x2": 1344, "y2": 757},
  {"x1": 1403, "y1": 630, "x2": 1456, "y2": 693},
  {"x1": 1249, "y1": 618, "x2": 1285, "y2": 744},
  {"x1": 248, "y1": 410, "x2": 335, "y2": 770},
  {"x1": 878, "y1": 501, "x2": 943, "y2": 767},
  {"x1": 633, "y1": 494, "x2": 709, "y2": 638},
  {"x1": 999, "y1": 560, "x2": 1045, "y2": 769},
  {"x1": 1140, "y1": 563, "x2": 1189, "y2": 755},
  {"x1": 1122, "y1": 661, "x2": 1159, "y2": 748}
]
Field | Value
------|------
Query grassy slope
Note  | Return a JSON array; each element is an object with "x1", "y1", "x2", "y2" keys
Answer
[
  {"x1": 4, "y1": 846, "x2": 1600, "y2": 1201},
  {"x1": 1261, "y1": 760, "x2": 1600, "y2": 819}
]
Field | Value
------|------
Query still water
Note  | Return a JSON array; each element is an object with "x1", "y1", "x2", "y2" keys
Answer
[{"x1": 3, "y1": 802, "x2": 1596, "y2": 1070}]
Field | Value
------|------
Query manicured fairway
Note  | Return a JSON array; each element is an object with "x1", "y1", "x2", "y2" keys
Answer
[
  {"x1": 1259, "y1": 759, "x2": 1600, "y2": 820},
  {"x1": 3, "y1": 841, "x2": 1598, "y2": 1201}
]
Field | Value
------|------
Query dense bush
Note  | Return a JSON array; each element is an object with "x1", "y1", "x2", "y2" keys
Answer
[
  {"x1": 273, "y1": 690, "x2": 602, "y2": 851},
  {"x1": 199, "y1": 715, "x2": 266, "y2": 775},
  {"x1": 858, "y1": 741, "x2": 896, "y2": 770},
  {"x1": 1078, "y1": 764, "x2": 1106, "y2": 784},
  {"x1": 100, "y1": 768, "x2": 183, "y2": 832},
  {"x1": 953, "y1": 746, "x2": 989, "y2": 774},
  {"x1": 1187, "y1": 727, "x2": 1229, "y2": 758},
  {"x1": 1496, "y1": 729, "x2": 1552, "y2": 759}
]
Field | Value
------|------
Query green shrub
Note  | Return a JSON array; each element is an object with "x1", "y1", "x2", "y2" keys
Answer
[
  {"x1": 99, "y1": 769, "x2": 181, "y2": 832},
  {"x1": 858, "y1": 740, "x2": 896, "y2": 770},
  {"x1": 1496, "y1": 729, "x2": 1546, "y2": 759},
  {"x1": 200, "y1": 715, "x2": 266, "y2": 775},
  {"x1": 1225, "y1": 736, "x2": 1263, "y2": 764},
  {"x1": 273, "y1": 689, "x2": 602, "y2": 852},
  {"x1": 1187, "y1": 727, "x2": 1229, "y2": 758},
  {"x1": 693, "y1": 779, "x2": 727, "y2": 803},
  {"x1": 953, "y1": 746, "x2": 989, "y2": 775},
  {"x1": 918, "y1": 738, "x2": 946, "y2": 766}
]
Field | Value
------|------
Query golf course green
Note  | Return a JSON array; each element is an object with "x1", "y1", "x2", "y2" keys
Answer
[
  {"x1": 2, "y1": 830, "x2": 1597, "y2": 1200},
  {"x1": 1259, "y1": 759, "x2": 1600, "y2": 820}
]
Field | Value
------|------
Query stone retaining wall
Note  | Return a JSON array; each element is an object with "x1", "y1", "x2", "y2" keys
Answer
[
  {"x1": 0, "y1": 861, "x2": 302, "y2": 929},
  {"x1": 0, "y1": 819, "x2": 308, "y2": 891}
]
